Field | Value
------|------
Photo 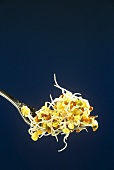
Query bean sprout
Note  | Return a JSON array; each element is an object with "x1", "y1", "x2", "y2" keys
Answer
[{"x1": 21, "y1": 74, "x2": 98, "y2": 152}]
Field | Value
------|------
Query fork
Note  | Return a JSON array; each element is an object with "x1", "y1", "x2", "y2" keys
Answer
[{"x1": 0, "y1": 90, "x2": 37, "y2": 125}]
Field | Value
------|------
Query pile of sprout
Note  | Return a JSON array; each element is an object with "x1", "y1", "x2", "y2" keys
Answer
[{"x1": 21, "y1": 75, "x2": 98, "y2": 152}]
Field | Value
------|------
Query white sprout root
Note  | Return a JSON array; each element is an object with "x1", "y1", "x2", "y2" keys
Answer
[{"x1": 20, "y1": 74, "x2": 98, "y2": 152}]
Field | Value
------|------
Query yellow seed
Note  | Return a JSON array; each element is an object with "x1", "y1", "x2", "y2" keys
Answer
[
  {"x1": 38, "y1": 113, "x2": 42, "y2": 119},
  {"x1": 21, "y1": 105, "x2": 30, "y2": 117},
  {"x1": 57, "y1": 102, "x2": 63, "y2": 109},
  {"x1": 76, "y1": 100, "x2": 83, "y2": 106},
  {"x1": 47, "y1": 122, "x2": 52, "y2": 127},
  {"x1": 92, "y1": 120, "x2": 98, "y2": 131},
  {"x1": 68, "y1": 123, "x2": 74, "y2": 129},
  {"x1": 74, "y1": 109, "x2": 82, "y2": 115},
  {"x1": 31, "y1": 131, "x2": 39, "y2": 141},
  {"x1": 74, "y1": 115, "x2": 80, "y2": 121},
  {"x1": 83, "y1": 110, "x2": 89, "y2": 117},
  {"x1": 62, "y1": 128, "x2": 70, "y2": 134},
  {"x1": 52, "y1": 121, "x2": 58, "y2": 127},
  {"x1": 83, "y1": 101, "x2": 90, "y2": 109},
  {"x1": 37, "y1": 130, "x2": 42, "y2": 135},
  {"x1": 42, "y1": 104, "x2": 48, "y2": 110},
  {"x1": 53, "y1": 112, "x2": 59, "y2": 116},
  {"x1": 42, "y1": 123, "x2": 47, "y2": 128}
]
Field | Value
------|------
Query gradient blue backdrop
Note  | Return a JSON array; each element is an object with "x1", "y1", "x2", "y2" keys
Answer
[{"x1": 0, "y1": 0, "x2": 113, "y2": 170}]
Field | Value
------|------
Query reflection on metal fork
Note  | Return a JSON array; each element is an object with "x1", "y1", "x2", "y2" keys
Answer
[{"x1": 0, "y1": 90, "x2": 37, "y2": 125}]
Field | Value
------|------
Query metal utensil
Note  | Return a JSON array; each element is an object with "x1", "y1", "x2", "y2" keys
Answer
[{"x1": 0, "y1": 90, "x2": 37, "y2": 125}]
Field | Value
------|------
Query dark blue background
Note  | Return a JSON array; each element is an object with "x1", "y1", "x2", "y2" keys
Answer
[{"x1": 0, "y1": 0, "x2": 113, "y2": 170}]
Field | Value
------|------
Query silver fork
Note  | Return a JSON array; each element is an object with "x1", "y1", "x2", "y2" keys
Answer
[{"x1": 0, "y1": 90, "x2": 37, "y2": 125}]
